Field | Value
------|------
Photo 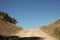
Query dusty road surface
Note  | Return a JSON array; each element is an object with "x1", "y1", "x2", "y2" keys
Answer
[{"x1": 14, "y1": 28, "x2": 56, "y2": 40}]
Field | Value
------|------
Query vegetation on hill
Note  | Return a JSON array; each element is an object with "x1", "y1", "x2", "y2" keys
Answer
[
  {"x1": 0, "y1": 11, "x2": 17, "y2": 24},
  {"x1": 0, "y1": 11, "x2": 23, "y2": 36},
  {"x1": 40, "y1": 19, "x2": 60, "y2": 40}
]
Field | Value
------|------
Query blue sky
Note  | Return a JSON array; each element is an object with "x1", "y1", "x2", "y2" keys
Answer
[{"x1": 0, "y1": 0, "x2": 60, "y2": 28}]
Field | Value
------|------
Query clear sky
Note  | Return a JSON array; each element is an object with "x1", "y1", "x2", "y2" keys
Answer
[{"x1": 0, "y1": 0, "x2": 60, "y2": 28}]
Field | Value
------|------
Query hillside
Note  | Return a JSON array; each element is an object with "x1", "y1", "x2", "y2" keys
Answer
[
  {"x1": 40, "y1": 19, "x2": 60, "y2": 40},
  {"x1": 0, "y1": 19, "x2": 23, "y2": 36}
]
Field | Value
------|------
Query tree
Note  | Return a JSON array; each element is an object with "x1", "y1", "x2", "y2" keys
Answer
[{"x1": 0, "y1": 11, "x2": 17, "y2": 24}]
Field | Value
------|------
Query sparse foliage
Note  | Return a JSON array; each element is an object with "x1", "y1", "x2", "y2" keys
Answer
[{"x1": 0, "y1": 11, "x2": 17, "y2": 24}]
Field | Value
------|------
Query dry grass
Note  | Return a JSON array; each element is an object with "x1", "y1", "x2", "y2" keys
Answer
[
  {"x1": 40, "y1": 19, "x2": 60, "y2": 40},
  {"x1": 0, "y1": 20, "x2": 23, "y2": 36}
]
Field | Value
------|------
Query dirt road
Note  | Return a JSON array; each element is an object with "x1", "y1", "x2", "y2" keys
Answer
[{"x1": 14, "y1": 28, "x2": 56, "y2": 40}]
